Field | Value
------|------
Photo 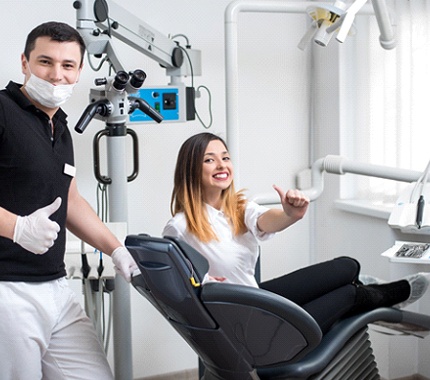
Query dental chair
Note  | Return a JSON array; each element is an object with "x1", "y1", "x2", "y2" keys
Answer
[{"x1": 126, "y1": 234, "x2": 430, "y2": 380}]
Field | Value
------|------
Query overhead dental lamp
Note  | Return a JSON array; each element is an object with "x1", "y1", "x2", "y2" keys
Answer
[{"x1": 298, "y1": 0, "x2": 396, "y2": 50}]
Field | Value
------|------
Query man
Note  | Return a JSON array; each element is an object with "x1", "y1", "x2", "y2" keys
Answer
[{"x1": 0, "y1": 21, "x2": 137, "y2": 379}]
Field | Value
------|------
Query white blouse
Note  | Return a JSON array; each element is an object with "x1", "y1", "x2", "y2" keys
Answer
[{"x1": 162, "y1": 201, "x2": 274, "y2": 288}]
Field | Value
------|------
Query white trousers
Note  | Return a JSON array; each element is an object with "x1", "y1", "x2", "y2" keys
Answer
[{"x1": 0, "y1": 278, "x2": 114, "y2": 380}]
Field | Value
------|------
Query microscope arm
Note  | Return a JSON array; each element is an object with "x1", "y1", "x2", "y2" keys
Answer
[{"x1": 73, "y1": 0, "x2": 183, "y2": 72}]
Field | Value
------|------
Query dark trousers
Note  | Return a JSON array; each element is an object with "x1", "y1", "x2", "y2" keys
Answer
[{"x1": 260, "y1": 257, "x2": 360, "y2": 334}]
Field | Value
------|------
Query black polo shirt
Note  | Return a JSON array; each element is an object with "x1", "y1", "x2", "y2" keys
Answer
[{"x1": 0, "y1": 81, "x2": 74, "y2": 281}]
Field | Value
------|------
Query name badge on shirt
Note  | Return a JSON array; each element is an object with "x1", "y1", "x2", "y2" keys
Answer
[{"x1": 64, "y1": 163, "x2": 76, "y2": 177}]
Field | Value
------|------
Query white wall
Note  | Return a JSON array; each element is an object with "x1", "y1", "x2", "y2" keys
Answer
[{"x1": 0, "y1": 0, "x2": 312, "y2": 378}]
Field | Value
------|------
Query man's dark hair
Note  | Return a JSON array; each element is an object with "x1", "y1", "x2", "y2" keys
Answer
[{"x1": 24, "y1": 21, "x2": 86, "y2": 65}]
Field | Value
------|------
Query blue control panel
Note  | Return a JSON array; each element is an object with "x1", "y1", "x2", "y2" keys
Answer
[{"x1": 129, "y1": 87, "x2": 180, "y2": 122}]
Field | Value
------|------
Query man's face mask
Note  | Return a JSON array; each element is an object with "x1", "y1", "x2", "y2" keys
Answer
[{"x1": 24, "y1": 66, "x2": 77, "y2": 108}]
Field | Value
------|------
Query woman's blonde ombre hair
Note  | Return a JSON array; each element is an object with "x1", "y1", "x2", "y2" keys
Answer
[{"x1": 170, "y1": 133, "x2": 247, "y2": 242}]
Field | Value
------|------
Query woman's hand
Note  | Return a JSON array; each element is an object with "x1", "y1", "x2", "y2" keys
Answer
[
  {"x1": 203, "y1": 274, "x2": 227, "y2": 284},
  {"x1": 207, "y1": 275, "x2": 227, "y2": 282},
  {"x1": 257, "y1": 186, "x2": 310, "y2": 233},
  {"x1": 273, "y1": 185, "x2": 310, "y2": 221}
]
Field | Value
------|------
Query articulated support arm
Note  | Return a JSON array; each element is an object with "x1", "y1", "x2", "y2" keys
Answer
[
  {"x1": 73, "y1": 0, "x2": 186, "y2": 73},
  {"x1": 252, "y1": 155, "x2": 422, "y2": 204}
]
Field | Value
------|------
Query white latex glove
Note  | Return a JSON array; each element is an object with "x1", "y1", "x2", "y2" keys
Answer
[
  {"x1": 111, "y1": 246, "x2": 138, "y2": 282},
  {"x1": 13, "y1": 197, "x2": 62, "y2": 254}
]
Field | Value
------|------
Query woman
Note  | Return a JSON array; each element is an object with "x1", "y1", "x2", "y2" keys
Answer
[{"x1": 163, "y1": 132, "x2": 429, "y2": 333}]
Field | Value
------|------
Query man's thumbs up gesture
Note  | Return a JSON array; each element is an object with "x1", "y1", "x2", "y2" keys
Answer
[{"x1": 13, "y1": 197, "x2": 62, "y2": 254}]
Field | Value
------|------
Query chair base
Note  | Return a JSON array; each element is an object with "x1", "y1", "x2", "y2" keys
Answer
[
  {"x1": 200, "y1": 327, "x2": 380, "y2": 380},
  {"x1": 308, "y1": 327, "x2": 379, "y2": 380}
]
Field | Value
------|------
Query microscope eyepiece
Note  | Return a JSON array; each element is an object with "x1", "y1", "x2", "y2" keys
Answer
[
  {"x1": 113, "y1": 71, "x2": 129, "y2": 91},
  {"x1": 129, "y1": 69, "x2": 147, "y2": 89}
]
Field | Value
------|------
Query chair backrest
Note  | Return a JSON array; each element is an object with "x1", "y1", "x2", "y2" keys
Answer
[
  {"x1": 126, "y1": 234, "x2": 323, "y2": 378},
  {"x1": 126, "y1": 234, "x2": 215, "y2": 328}
]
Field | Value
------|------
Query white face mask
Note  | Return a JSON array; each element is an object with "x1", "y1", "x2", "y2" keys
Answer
[{"x1": 24, "y1": 72, "x2": 77, "y2": 109}]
